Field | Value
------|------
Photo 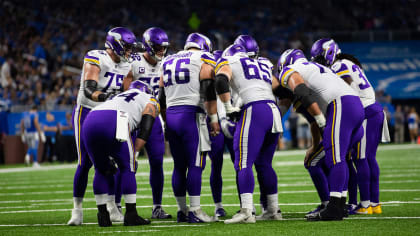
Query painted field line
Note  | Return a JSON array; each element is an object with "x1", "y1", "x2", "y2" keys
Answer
[
  {"x1": 1, "y1": 201, "x2": 419, "y2": 214},
  {"x1": 99, "y1": 230, "x2": 160, "y2": 233}
]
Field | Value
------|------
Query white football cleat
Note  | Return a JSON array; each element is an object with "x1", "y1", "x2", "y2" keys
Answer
[
  {"x1": 67, "y1": 208, "x2": 83, "y2": 226},
  {"x1": 256, "y1": 210, "x2": 282, "y2": 220},
  {"x1": 107, "y1": 202, "x2": 124, "y2": 222},
  {"x1": 32, "y1": 162, "x2": 41, "y2": 168},
  {"x1": 188, "y1": 208, "x2": 218, "y2": 223},
  {"x1": 224, "y1": 208, "x2": 255, "y2": 224}
]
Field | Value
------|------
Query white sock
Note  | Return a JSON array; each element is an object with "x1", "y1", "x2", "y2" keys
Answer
[
  {"x1": 153, "y1": 204, "x2": 161, "y2": 210},
  {"x1": 371, "y1": 202, "x2": 379, "y2": 207},
  {"x1": 322, "y1": 201, "x2": 329, "y2": 206},
  {"x1": 330, "y1": 192, "x2": 341, "y2": 198},
  {"x1": 240, "y1": 193, "x2": 253, "y2": 210},
  {"x1": 175, "y1": 196, "x2": 187, "y2": 213},
  {"x1": 95, "y1": 194, "x2": 108, "y2": 205},
  {"x1": 341, "y1": 190, "x2": 348, "y2": 197},
  {"x1": 215, "y1": 202, "x2": 223, "y2": 209},
  {"x1": 123, "y1": 194, "x2": 136, "y2": 204},
  {"x1": 266, "y1": 193, "x2": 278, "y2": 213},
  {"x1": 361, "y1": 200, "x2": 370, "y2": 208},
  {"x1": 73, "y1": 197, "x2": 83, "y2": 209},
  {"x1": 189, "y1": 195, "x2": 200, "y2": 211},
  {"x1": 108, "y1": 195, "x2": 115, "y2": 203}
]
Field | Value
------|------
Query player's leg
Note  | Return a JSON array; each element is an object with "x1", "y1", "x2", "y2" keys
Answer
[
  {"x1": 145, "y1": 117, "x2": 171, "y2": 219},
  {"x1": 255, "y1": 131, "x2": 281, "y2": 220},
  {"x1": 209, "y1": 131, "x2": 226, "y2": 217},
  {"x1": 166, "y1": 109, "x2": 189, "y2": 222},
  {"x1": 365, "y1": 108, "x2": 384, "y2": 213},
  {"x1": 68, "y1": 105, "x2": 92, "y2": 226},
  {"x1": 347, "y1": 153, "x2": 358, "y2": 213},
  {"x1": 225, "y1": 104, "x2": 269, "y2": 224}
]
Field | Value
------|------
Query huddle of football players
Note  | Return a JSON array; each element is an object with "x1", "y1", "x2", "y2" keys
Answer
[{"x1": 66, "y1": 26, "x2": 387, "y2": 227}]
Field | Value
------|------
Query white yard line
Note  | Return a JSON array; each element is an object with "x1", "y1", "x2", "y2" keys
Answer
[{"x1": 1, "y1": 201, "x2": 419, "y2": 214}]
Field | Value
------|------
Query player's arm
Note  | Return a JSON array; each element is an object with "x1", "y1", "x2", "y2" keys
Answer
[
  {"x1": 135, "y1": 103, "x2": 158, "y2": 151},
  {"x1": 33, "y1": 116, "x2": 46, "y2": 143},
  {"x1": 122, "y1": 71, "x2": 134, "y2": 91},
  {"x1": 272, "y1": 75, "x2": 294, "y2": 115},
  {"x1": 287, "y1": 72, "x2": 326, "y2": 129},
  {"x1": 158, "y1": 76, "x2": 166, "y2": 122},
  {"x1": 83, "y1": 63, "x2": 112, "y2": 102},
  {"x1": 200, "y1": 63, "x2": 220, "y2": 136}
]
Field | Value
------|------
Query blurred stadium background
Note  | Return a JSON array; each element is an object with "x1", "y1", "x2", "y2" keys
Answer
[{"x1": 0, "y1": 0, "x2": 419, "y2": 163}]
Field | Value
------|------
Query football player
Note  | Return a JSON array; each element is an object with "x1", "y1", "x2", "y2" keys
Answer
[
  {"x1": 20, "y1": 105, "x2": 45, "y2": 167},
  {"x1": 159, "y1": 33, "x2": 220, "y2": 223},
  {"x1": 67, "y1": 27, "x2": 137, "y2": 226},
  {"x1": 311, "y1": 38, "x2": 386, "y2": 214},
  {"x1": 216, "y1": 44, "x2": 282, "y2": 224},
  {"x1": 82, "y1": 80, "x2": 157, "y2": 227},
  {"x1": 276, "y1": 49, "x2": 364, "y2": 221},
  {"x1": 122, "y1": 27, "x2": 171, "y2": 219}
]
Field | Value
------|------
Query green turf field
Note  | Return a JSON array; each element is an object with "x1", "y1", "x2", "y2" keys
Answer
[{"x1": 0, "y1": 144, "x2": 419, "y2": 235}]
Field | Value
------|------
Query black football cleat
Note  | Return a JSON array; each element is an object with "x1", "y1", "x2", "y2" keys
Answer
[
  {"x1": 124, "y1": 211, "x2": 151, "y2": 226},
  {"x1": 97, "y1": 211, "x2": 112, "y2": 227},
  {"x1": 307, "y1": 197, "x2": 343, "y2": 221}
]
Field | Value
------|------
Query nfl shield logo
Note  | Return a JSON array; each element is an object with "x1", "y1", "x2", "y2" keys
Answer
[{"x1": 139, "y1": 67, "x2": 145, "y2": 73}]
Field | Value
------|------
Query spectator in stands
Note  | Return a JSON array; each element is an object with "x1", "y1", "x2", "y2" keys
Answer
[
  {"x1": 56, "y1": 112, "x2": 77, "y2": 162},
  {"x1": 394, "y1": 105, "x2": 405, "y2": 143},
  {"x1": 41, "y1": 112, "x2": 58, "y2": 162},
  {"x1": 408, "y1": 107, "x2": 419, "y2": 144},
  {"x1": 1, "y1": 56, "x2": 15, "y2": 100}
]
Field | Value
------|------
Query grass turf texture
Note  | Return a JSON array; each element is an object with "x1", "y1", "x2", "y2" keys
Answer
[{"x1": 0, "y1": 144, "x2": 419, "y2": 235}]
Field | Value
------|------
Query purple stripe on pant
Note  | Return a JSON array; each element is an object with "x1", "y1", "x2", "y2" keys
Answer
[
  {"x1": 166, "y1": 105, "x2": 206, "y2": 197},
  {"x1": 82, "y1": 110, "x2": 137, "y2": 195},
  {"x1": 234, "y1": 101, "x2": 280, "y2": 195},
  {"x1": 71, "y1": 105, "x2": 93, "y2": 198},
  {"x1": 322, "y1": 95, "x2": 364, "y2": 194}
]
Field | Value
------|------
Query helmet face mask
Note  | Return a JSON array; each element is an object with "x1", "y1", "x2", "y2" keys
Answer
[
  {"x1": 105, "y1": 27, "x2": 137, "y2": 63},
  {"x1": 184, "y1": 33, "x2": 213, "y2": 52},
  {"x1": 143, "y1": 27, "x2": 169, "y2": 62},
  {"x1": 234, "y1": 35, "x2": 259, "y2": 59}
]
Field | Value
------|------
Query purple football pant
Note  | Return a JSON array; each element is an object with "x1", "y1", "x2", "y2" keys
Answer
[
  {"x1": 166, "y1": 106, "x2": 207, "y2": 197},
  {"x1": 305, "y1": 144, "x2": 330, "y2": 202},
  {"x1": 352, "y1": 102, "x2": 383, "y2": 203},
  {"x1": 209, "y1": 127, "x2": 236, "y2": 204},
  {"x1": 322, "y1": 96, "x2": 364, "y2": 195},
  {"x1": 82, "y1": 110, "x2": 137, "y2": 196},
  {"x1": 234, "y1": 101, "x2": 280, "y2": 196},
  {"x1": 71, "y1": 105, "x2": 93, "y2": 198},
  {"x1": 145, "y1": 117, "x2": 165, "y2": 205}
]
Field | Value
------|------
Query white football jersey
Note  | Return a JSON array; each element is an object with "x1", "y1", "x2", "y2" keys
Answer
[
  {"x1": 131, "y1": 53, "x2": 162, "y2": 97},
  {"x1": 331, "y1": 59, "x2": 376, "y2": 108},
  {"x1": 77, "y1": 50, "x2": 131, "y2": 109},
  {"x1": 161, "y1": 50, "x2": 216, "y2": 108},
  {"x1": 279, "y1": 61, "x2": 356, "y2": 105},
  {"x1": 216, "y1": 53, "x2": 275, "y2": 105},
  {"x1": 93, "y1": 88, "x2": 157, "y2": 131}
]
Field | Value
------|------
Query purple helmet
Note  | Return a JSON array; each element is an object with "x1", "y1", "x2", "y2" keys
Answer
[
  {"x1": 105, "y1": 27, "x2": 137, "y2": 62},
  {"x1": 222, "y1": 44, "x2": 247, "y2": 57},
  {"x1": 310, "y1": 38, "x2": 341, "y2": 66},
  {"x1": 142, "y1": 27, "x2": 169, "y2": 61},
  {"x1": 184, "y1": 33, "x2": 212, "y2": 52},
  {"x1": 277, "y1": 49, "x2": 307, "y2": 73},
  {"x1": 234, "y1": 35, "x2": 259, "y2": 58},
  {"x1": 213, "y1": 50, "x2": 223, "y2": 61},
  {"x1": 129, "y1": 80, "x2": 153, "y2": 95}
]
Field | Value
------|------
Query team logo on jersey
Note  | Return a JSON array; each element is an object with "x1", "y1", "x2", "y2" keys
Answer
[{"x1": 139, "y1": 67, "x2": 145, "y2": 73}]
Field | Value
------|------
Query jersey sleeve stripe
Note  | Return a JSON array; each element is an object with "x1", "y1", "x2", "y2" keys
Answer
[
  {"x1": 336, "y1": 70, "x2": 349, "y2": 76},
  {"x1": 280, "y1": 68, "x2": 294, "y2": 87},
  {"x1": 201, "y1": 58, "x2": 216, "y2": 66},
  {"x1": 215, "y1": 60, "x2": 228, "y2": 72},
  {"x1": 84, "y1": 55, "x2": 99, "y2": 61},
  {"x1": 84, "y1": 58, "x2": 100, "y2": 65}
]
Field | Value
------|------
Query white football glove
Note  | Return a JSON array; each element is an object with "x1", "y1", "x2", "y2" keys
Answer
[
  {"x1": 220, "y1": 118, "x2": 236, "y2": 139},
  {"x1": 223, "y1": 102, "x2": 241, "y2": 122},
  {"x1": 39, "y1": 132, "x2": 46, "y2": 143}
]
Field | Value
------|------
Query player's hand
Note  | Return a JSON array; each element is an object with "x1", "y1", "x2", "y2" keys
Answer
[
  {"x1": 210, "y1": 122, "x2": 220, "y2": 137},
  {"x1": 304, "y1": 146, "x2": 314, "y2": 165},
  {"x1": 220, "y1": 118, "x2": 236, "y2": 139}
]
